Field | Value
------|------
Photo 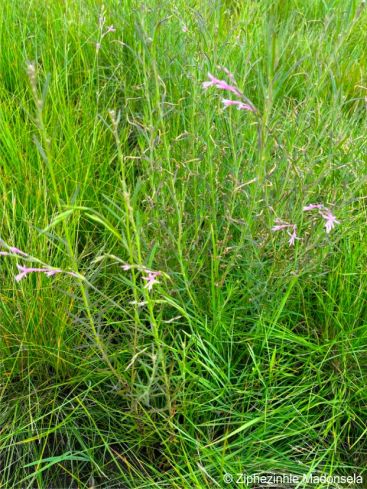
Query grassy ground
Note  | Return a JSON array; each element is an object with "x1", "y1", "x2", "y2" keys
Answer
[{"x1": 0, "y1": 0, "x2": 366, "y2": 487}]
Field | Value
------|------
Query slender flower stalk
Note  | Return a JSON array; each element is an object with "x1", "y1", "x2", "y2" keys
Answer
[
  {"x1": 95, "y1": 7, "x2": 116, "y2": 53},
  {"x1": 221, "y1": 66, "x2": 237, "y2": 85},
  {"x1": 271, "y1": 223, "x2": 292, "y2": 231},
  {"x1": 202, "y1": 67, "x2": 263, "y2": 170},
  {"x1": 98, "y1": 13, "x2": 105, "y2": 27},
  {"x1": 303, "y1": 204, "x2": 324, "y2": 211}
]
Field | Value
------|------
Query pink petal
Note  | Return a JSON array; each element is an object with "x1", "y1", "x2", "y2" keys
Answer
[
  {"x1": 202, "y1": 73, "x2": 242, "y2": 97},
  {"x1": 15, "y1": 272, "x2": 26, "y2": 282},
  {"x1": 288, "y1": 226, "x2": 299, "y2": 246},
  {"x1": 222, "y1": 99, "x2": 253, "y2": 111},
  {"x1": 321, "y1": 211, "x2": 340, "y2": 234},
  {"x1": 9, "y1": 247, "x2": 28, "y2": 256}
]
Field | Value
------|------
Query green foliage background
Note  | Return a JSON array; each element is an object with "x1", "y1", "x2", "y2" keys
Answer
[{"x1": 0, "y1": 0, "x2": 366, "y2": 487}]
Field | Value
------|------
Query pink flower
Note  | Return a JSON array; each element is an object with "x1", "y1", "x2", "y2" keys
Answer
[
  {"x1": 288, "y1": 226, "x2": 298, "y2": 246},
  {"x1": 142, "y1": 271, "x2": 161, "y2": 292},
  {"x1": 15, "y1": 265, "x2": 78, "y2": 282},
  {"x1": 106, "y1": 25, "x2": 116, "y2": 33},
  {"x1": 15, "y1": 265, "x2": 61, "y2": 282},
  {"x1": 321, "y1": 209, "x2": 340, "y2": 234},
  {"x1": 202, "y1": 73, "x2": 242, "y2": 97},
  {"x1": 9, "y1": 247, "x2": 28, "y2": 256},
  {"x1": 121, "y1": 263, "x2": 163, "y2": 291},
  {"x1": 222, "y1": 99, "x2": 254, "y2": 112},
  {"x1": 0, "y1": 246, "x2": 28, "y2": 257},
  {"x1": 272, "y1": 220, "x2": 299, "y2": 247},
  {"x1": 303, "y1": 203, "x2": 339, "y2": 233}
]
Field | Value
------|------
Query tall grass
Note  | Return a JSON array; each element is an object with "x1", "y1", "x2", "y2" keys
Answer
[{"x1": 0, "y1": 0, "x2": 366, "y2": 487}]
